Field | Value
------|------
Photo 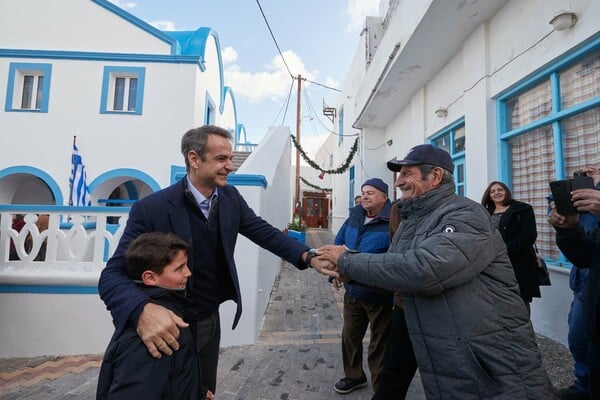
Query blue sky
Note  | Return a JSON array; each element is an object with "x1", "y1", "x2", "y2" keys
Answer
[{"x1": 109, "y1": 0, "x2": 379, "y2": 156}]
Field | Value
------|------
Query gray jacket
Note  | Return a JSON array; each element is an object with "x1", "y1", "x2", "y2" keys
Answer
[{"x1": 337, "y1": 183, "x2": 555, "y2": 399}]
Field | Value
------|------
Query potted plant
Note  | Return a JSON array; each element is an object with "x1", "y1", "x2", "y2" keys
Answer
[{"x1": 286, "y1": 215, "x2": 306, "y2": 243}]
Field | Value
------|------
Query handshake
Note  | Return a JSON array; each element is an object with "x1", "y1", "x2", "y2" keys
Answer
[{"x1": 308, "y1": 245, "x2": 349, "y2": 278}]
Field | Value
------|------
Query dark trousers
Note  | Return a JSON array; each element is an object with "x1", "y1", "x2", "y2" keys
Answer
[
  {"x1": 195, "y1": 311, "x2": 221, "y2": 393},
  {"x1": 567, "y1": 269, "x2": 589, "y2": 393},
  {"x1": 589, "y1": 335, "x2": 600, "y2": 400},
  {"x1": 341, "y1": 293, "x2": 392, "y2": 392},
  {"x1": 372, "y1": 307, "x2": 418, "y2": 400}
]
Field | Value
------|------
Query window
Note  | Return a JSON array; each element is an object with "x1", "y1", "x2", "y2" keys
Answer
[
  {"x1": 348, "y1": 165, "x2": 355, "y2": 209},
  {"x1": 497, "y1": 40, "x2": 600, "y2": 265},
  {"x1": 205, "y1": 92, "x2": 215, "y2": 125},
  {"x1": 5, "y1": 63, "x2": 52, "y2": 112},
  {"x1": 100, "y1": 66, "x2": 145, "y2": 115},
  {"x1": 430, "y1": 119, "x2": 466, "y2": 195},
  {"x1": 338, "y1": 108, "x2": 344, "y2": 145}
]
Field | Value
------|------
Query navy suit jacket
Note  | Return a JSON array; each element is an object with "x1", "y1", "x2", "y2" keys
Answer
[{"x1": 99, "y1": 179, "x2": 310, "y2": 333}]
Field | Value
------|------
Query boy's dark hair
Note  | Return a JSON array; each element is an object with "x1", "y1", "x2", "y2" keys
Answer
[{"x1": 125, "y1": 232, "x2": 190, "y2": 280}]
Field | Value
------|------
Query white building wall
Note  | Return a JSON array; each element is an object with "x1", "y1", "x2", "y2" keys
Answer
[
  {"x1": 220, "y1": 127, "x2": 293, "y2": 346},
  {"x1": 0, "y1": 0, "x2": 172, "y2": 54},
  {"x1": 221, "y1": 91, "x2": 237, "y2": 134},
  {"x1": 1, "y1": 58, "x2": 202, "y2": 198},
  {"x1": 487, "y1": 0, "x2": 600, "y2": 96},
  {"x1": 0, "y1": 293, "x2": 114, "y2": 357},
  {"x1": 331, "y1": 0, "x2": 599, "y2": 344},
  {"x1": 0, "y1": 0, "x2": 279, "y2": 356},
  {"x1": 203, "y1": 35, "x2": 222, "y2": 122}
]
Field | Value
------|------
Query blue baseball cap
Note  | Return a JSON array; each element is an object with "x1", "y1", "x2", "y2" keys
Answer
[{"x1": 387, "y1": 144, "x2": 454, "y2": 173}]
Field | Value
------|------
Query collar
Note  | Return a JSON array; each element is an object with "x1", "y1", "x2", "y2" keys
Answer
[
  {"x1": 185, "y1": 175, "x2": 219, "y2": 206},
  {"x1": 352, "y1": 200, "x2": 392, "y2": 221},
  {"x1": 134, "y1": 281, "x2": 187, "y2": 295},
  {"x1": 397, "y1": 182, "x2": 456, "y2": 218}
]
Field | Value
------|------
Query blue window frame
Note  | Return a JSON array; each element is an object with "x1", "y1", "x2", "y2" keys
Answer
[
  {"x1": 5, "y1": 63, "x2": 52, "y2": 113},
  {"x1": 496, "y1": 36, "x2": 600, "y2": 266},
  {"x1": 100, "y1": 66, "x2": 145, "y2": 115},
  {"x1": 429, "y1": 118, "x2": 466, "y2": 195}
]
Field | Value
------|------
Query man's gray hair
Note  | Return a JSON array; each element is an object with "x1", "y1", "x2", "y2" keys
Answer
[
  {"x1": 418, "y1": 164, "x2": 454, "y2": 184},
  {"x1": 181, "y1": 125, "x2": 233, "y2": 170}
]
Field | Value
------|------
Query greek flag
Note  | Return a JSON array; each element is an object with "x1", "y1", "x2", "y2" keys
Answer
[{"x1": 69, "y1": 143, "x2": 91, "y2": 206}]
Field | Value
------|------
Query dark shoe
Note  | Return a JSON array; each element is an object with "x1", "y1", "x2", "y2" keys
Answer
[
  {"x1": 334, "y1": 376, "x2": 368, "y2": 394},
  {"x1": 557, "y1": 386, "x2": 589, "y2": 400}
]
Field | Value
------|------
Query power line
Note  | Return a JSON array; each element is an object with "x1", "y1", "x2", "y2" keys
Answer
[
  {"x1": 270, "y1": 79, "x2": 295, "y2": 127},
  {"x1": 302, "y1": 86, "x2": 358, "y2": 137},
  {"x1": 444, "y1": 29, "x2": 555, "y2": 111},
  {"x1": 255, "y1": 1, "x2": 344, "y2": 94},
  {"x1": 255, "y1": 0, "x2": 293, "y2": 79},
  {"x1": 305, "y1": 78, "x2": 341, "y2": 92}
]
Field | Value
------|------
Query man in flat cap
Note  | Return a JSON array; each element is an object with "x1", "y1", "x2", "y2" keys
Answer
[
  {"x1": 331, "y1": 178, "x2": 394, "y2": 395},
  {"x1": 317, "y1": 144, "x2": 555, "y2": 399}
]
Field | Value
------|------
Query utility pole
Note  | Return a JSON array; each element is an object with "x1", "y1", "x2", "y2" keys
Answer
[{"x1": 295, "y1": 74, "x2": 302, "y2": 222}]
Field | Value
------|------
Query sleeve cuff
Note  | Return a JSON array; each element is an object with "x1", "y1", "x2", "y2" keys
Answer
[{"x1": 129, "y1": 299, "x2": 152, "y2": 328}]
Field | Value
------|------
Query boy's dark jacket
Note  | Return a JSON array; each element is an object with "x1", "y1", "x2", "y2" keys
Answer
[{"x1": 96, "y1": 284, "x2": 201, "y2": 400}]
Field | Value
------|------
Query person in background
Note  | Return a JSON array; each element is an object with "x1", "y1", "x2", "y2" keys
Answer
[
  {"x1": 332, "y1": 178, "x2": 393, "y2": 394},
  {"x1": 481, "y1": 181, "x2": 540, "y2": 315},
  {"x1": 97, "y1": 232, "x2": 213, "y2": 399},
  {"x1": 99, "y1": 125, "x2": 331, "y2": 395},
  {"x1": 371, "y1": 200, "x2": 418, "y2": 400},
  {"x1": 9, "y1": 214, "x2": 30, "y2": 260},
  {"x1": 34, "y1": 214, "x2": 49, "y2": 261},
  {"x1": 317, "y1": 144, "x2": 555, "y2": 399},
  {"x1": 554, "y1": 166, "x2": 600, "y2": 400},
  {"x1": 548, "y1": 177, "x2": 600, "y2": 400},
  {"x1": 354, "y1": 195, "x2": 362, "y2": 206}
]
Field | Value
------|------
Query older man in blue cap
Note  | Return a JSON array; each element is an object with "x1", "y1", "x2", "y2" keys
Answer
[
  {"x1": 332, "y1": 177, "x2": 394, "y2": 395},
  {"x1": 319, "y1": 144, "x2": 555, "y2": 399}
]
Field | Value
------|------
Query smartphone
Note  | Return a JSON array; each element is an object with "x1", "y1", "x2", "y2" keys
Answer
[{"x1": 549, "y1": 176, "x2": 594, "y2": 215}]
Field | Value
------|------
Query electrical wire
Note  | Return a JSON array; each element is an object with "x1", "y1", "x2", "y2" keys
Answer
[
  {"x1": 304, "y1": 114, "x2": 332, "y2": 157},
  {"x1": 303, "y1": 86, "x2": 335, "y2": 133},
  {"x1": 270, "y1": 79, "x2": 295, "y2": 127},
  {"x1": 281, "y1": 79, "x2": 294, "y2": 126},
  {"x1": 255, "y1": 0, "x2": 294, "y2": 79},
  {"x1": 444, "y1": 29, "x2": 555, "y2": 111},
  {"x1": 305, "y1": 78, "x2": 341, "y2": 92},
  {"x1": 255, "y1": 1, "x2": 344, "y2": 98},
  {"x1": 303, "y1": 86, "x2": 359, "y2": 137}
]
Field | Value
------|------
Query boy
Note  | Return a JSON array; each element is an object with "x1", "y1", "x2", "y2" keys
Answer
[{"x1": 97, "y1": 232, "x2": 212, "y2": 399}]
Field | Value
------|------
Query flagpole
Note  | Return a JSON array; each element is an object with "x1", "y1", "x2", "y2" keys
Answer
[{"x1": 68, "y1": 135, "x2": 76, "y2": 206}]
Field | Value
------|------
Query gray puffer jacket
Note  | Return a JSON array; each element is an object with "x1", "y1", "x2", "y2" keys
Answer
[{"x1": 337, "y1": 183, "x2": 555, "y2": 399}]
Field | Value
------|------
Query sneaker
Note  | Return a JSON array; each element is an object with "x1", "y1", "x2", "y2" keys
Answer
[
  {"x1": 557, "y1": 386, "x2": 589, "y2": 400},
  {"x1": 334, "y1": 376, "x2": 368, "y2": 394}
]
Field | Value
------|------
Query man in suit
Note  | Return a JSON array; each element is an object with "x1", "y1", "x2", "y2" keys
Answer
[{"x1": 99, "y1": 125, "x2": 327, "y2": 394}]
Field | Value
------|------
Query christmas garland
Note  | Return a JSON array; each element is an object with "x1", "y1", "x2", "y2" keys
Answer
[
  {"x1": 300, "y1": 177, "x2": 332, "y2": 192},
  {"x1": 291, "y1": 135, "x2": 358, "y2": 175}
]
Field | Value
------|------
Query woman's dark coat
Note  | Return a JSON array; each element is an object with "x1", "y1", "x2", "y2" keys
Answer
[{"x1": 488, "y1": 200, "x2": 541, "y2": 301}]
